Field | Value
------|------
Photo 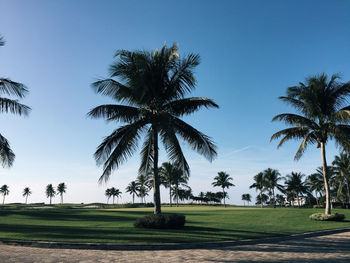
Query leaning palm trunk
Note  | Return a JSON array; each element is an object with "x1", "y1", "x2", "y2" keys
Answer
[
  {"x1": 321, "y1": 143, "x2": 331, "y2": 215},
  {"x1": 153, "y1": 127, "x2": 161, "y2": 214}
]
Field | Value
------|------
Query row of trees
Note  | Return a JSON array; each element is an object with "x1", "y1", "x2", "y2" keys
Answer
[{"x1": 0, "y1": 183, "x2": 67, "y2": 205}]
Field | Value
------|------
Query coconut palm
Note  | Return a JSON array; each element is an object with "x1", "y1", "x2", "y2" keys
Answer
[
  {"x1": 0, "y1": 35, "x2": 31, "y2": 168},
  {"x1": 126, "y1": 181, "x2": 139, "y2": 204},
  {"x1": 46, "y1": 184, "x2": 56, "y2": 205},
  {"x1": 284, "y1": 172, "x2": 309, "y2": 207},
  {"x1": 171, "y1": 168, "x2": 189, "y2": 207},
  {"x1": 88, "y1": 44, "x2": 218, "y2": 214},
  {"x1": 307, "y1": 171, "x2": 324, "y2": 206},
  {"x1": 332, "y1": 152, "x2": 350, "y2": 204},
  {"x1": 212, "y1": 171, "x2": 234, "y2": 207},
  {"x1": 249, "y1": 172, "x2": 266, "y2": 208},
  {"x1": 241, "y1": 193, "x2": 251, "y2": 206},
  {"x1": 275, "y1": 194, "x2": 285, "y2": 206},
  {"x1": 22, "y1": 187, "x2": 32, "y2": 204},
  {"x1": 256, "y1": 193, "x2": 269, "y2": 206},
  {"x1": 57, "y1": 183, "x2": 67, "y2": 204},
  {"x1": 105, "y1": 188, "x2": 112, "y2": 204},
  {"x1": 159, "y1": 162, "x2": 183, "y2": 207},
  {"x1": 113, "y1": 188, "x2": 122, "y2": 204},
  {"x1": 0, "y1": 184, "x2": 9, "y2": 204},
  {"x1": 264, "y1": 168, "x2": 284, "y2": 206},
  {"x1": 271, "y1": 73, "x2": 350, "y2": 215},
  {"x1": 136, "y1": 174, "x2": 151, "y2": 203}
]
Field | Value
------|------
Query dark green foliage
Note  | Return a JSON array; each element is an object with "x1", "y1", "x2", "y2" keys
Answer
[
  {"x1": 134, "y1": 213, "x2": 186, "y2": 229},
  {"x1": 309, "y1": 213, "x2": 345, "y2": 221}
]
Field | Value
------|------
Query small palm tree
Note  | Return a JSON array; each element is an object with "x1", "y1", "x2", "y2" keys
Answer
[
  {"x1": 159, "y1": 162, "x2": 182, "y2": 207},
  {"x1": 46, "y1": 184, "x2": 56, "y2": 205},
  {"x1": 275, "y1": 194, "x2": 285, "y2": 206},
  {"x1": 212, "y1": 172, "x2": 234, "y2": 207},
  {"x1": 126, "y1": 181, "x2": 139, "y2": 204},
  {"x1": 0, "y1": 35, "x2": 31, "y2": 168},
  {"x1": 284, "y1": 172, "x2": 309, "y2": 207},
  {"x1": 88, "y1": 44, "x2": 218, "y2": 214},
  {"x1": 136, "y1": 174, "x2": 151, "y2": 203},
  {"x1": 307, "y1": 170, "x2": 325, "y2": 206},
  {"x1": 256, "y1": 193, "x2": 269, "y2": 206},
  {"x1": 250, "y1": 172, "x2": 266, "y2": 208},
  {"x1": 114, "y1": 189, "x2": 122, "y2": 204},
  {"x1": 271, "y1": 73, "x2": 350, "y2": 215},
  {"x1": 57, "y1": 183, "x2": 67, "y2": 204},
  {"x1": 105, "y1": 188, "x2": 112, "y2": 204},
  {"x1": 22, "y1": 187, "x2": 32, "y2": 204},
  {"x1": 0, "y1": 184, "x2": 9, "y2": 204},
  {"x1": 171, "y1": 169, "x2": 190, "y2": 207},
  {"x1": 332, "y1": 152, "x2": 350, "y2": 204},
  {"x1": 264, "y1": 168, "x2": 284, "y2": 206},
  {"x1": 241, "y1": 193, "x2": 252, "y2": 206}
]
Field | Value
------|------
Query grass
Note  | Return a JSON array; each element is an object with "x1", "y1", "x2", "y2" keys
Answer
[{"x1": 0, "y1": 206, "x2": 349, "y2": 244}]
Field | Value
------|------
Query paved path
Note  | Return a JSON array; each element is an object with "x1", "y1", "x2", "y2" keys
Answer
[{"x1": 1, "y1": 231, "x2": 350, "y2": 262}]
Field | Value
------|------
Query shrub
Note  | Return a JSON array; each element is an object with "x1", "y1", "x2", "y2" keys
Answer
[
  {"x1": 134, "y1": 213, "x2": 186, "y2": 229},
  {"x1": 313, "y1": 205, "x2": 324, "y2": 209},
  {"x1": 309, "y1": 213, "x2": 345, "y2": 221}
]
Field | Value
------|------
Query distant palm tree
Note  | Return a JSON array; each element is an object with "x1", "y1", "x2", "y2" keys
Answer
[
  {"x1": 22, "y1": 187, "x2": 32, "y2": 204},
  {"x1": 46, "y1": 184, "x2": 56, "y2": 205},
  {"x1": 241, "y1": 193, "x2": 252, "y2": 206},
  {"x1": 159, "y1": 162, "x2": 182, "y2": 207},
  {"x1": 212, "y1": 172, "x2": 234, "y2": 207},
  {"x1": 0, "y1": 184, "x2": 9, "y2": 204},
  {"x1": 284, "y1": 172, "x2": 309, "y2": 207},
  {"x1": 332, "y1": 152, "x2": 350, "y2": 204},
  {"x1": 171, "y1": 169, "x2": 190, "y2": 207},
  {"x1": 271, "y1": 73, "x2": 350, "y2": 215},
  {"x1": 264, "y1": 168, "x2": 284, "y2": 206},
  {"x1": 275, "y1": 194, "x2": 285, "y2": 206},
  {"x1": 105, "y1": 188, "x2": 112, "y2": 204},
  {"x1": 126, "y1": 181, "x2": 139, "y2": 204},
  {"x1": 136, "y1": 174, "x2": 151, "y2": 203},
  {"x1": 57, "y1": 183, "x2": 67, "y2": 204},
  {"x1": 113, "y1": 188, "x2": 122, "y2": 204},
  {"x1": 250, "y1": 172, "x2": 266, "y2": 208},
  {"x1": 0, "y1": 35, "x2": 31, "y2": 168},
  {"x1": 256, "y1": 193, "x2": 268, "y2": 206},
  {"x1": 307, "y1": 169, "x2": 326, "y2": 206},
  {"x1": 88, "y1": 44, "x2": 218, "y2": 214}
]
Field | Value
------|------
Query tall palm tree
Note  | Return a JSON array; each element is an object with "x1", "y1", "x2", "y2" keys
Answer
[
  {"x1": 0, "y1": 184, "x2": 9, "y2": 204},
  {"x1": 332, "y1": 152, "x2": 350, "y2": 204},
  {"x1": 0, "y1": 35, "x2": 31, "y2": 167},
  {"x1": 22, "y1": 187, "x2": 32, "y2": 204},
  {"x1": 46, "y1": 184, "x2": 56, "y2": 205},
  {"x1": 171, "y1": 168, "x2": 189, "y2": 207},
  {"x1": 88, "y1": 44, "x2": 218, "y2": 214},
  {"x1": 159, "y1": 162, "x2": 183, "y2": 207},
  {"x1": 264, "y1": 168, "x2": 284, "y2": 206},
  {"x1": 57, "y1": 183, "x2": 67, "y2": 204},
  {"x1": 212, "y1": 171, "x2": 234, "y2": 207},
  {"x1": 105, "y1": 188, "x2": 112, "y2": 204},
  {"x1": 250, "y1": 172, "x2": 266, "y2": 208},
  {"x1": 307, "y1": 171, "x2": 324, "y2": 206},
  {"x1": 284, "y1": 172, "x2": 309, "y2": 207},
  {"x1": 126, "y1": 181, "x2": 139, "y2": 204},
  {"x1": 136, "y1": 174, "x2": 151, "y2": 203},
  {"x1": 242, "y1": 193, "x2": 251, "y2": 206},
  {"x1": 113, "y1": 188, "x2": 122, "y2": 204},
  {"x1": 271, "y1": 73, "x2": 350, "y2": 214}
]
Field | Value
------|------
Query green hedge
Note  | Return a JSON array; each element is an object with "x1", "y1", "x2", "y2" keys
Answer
[
  {"x1": 309, "y1": 213, "x2": 345, "y2": 221},
  {"x1": 134, "y1": 213, "x2": 186, "y2": 229}
]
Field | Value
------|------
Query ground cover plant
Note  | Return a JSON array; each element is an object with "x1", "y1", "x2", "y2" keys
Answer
[{"x1": 0, "y1": 207, "x2": 349, "y2": 244}]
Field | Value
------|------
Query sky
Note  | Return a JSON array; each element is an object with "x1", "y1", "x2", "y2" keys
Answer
[{"x1": 0, "y1": 0, "x2": 350, "y2": 205}]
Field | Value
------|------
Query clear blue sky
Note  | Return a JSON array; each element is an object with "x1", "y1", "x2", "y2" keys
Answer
[{"x1": 0, "y1": 0, "x2": 349, "y2": 204}]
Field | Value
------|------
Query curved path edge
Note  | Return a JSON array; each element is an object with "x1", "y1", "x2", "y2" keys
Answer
[{"x1": 1, "y1": 227, "x2": 350, "y2": 251}]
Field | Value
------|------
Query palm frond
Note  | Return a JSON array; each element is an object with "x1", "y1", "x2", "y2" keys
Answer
[
  {"x1": 164, "y1": 97, "x2": 218, "y2": 116},
  {"x1": 92, "y1": 79, "x2": 135, "y2": 102},
  {"x1": 0, "y1": 133, "x2": 15, "y2": 168},
  {"x1": 0, "y1": 98, "x2": 31, "y2": 116},
  {"x1": 0, "y1": 78, "x2": 28, "y2": 98},
  {"x1": 272, "y1": 113, "x2": 318, "y2": 128},
  {"x1": 139, "y1": 128, "x2": 154, "y2": 175},
  {"x1": 87, "y1": 104, "x2": 141, "y2": 122},
  {"x1": 295, "y1": 133, "x2": 317, "y2": 160},
  {"x1": 271, "y1": 127, "x2": 311, "y2": 148}
]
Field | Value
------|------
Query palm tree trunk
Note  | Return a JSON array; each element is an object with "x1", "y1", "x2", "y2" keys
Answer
[
  {"x1": 61, "y1": 194, "x2": 63, "y2": 204},
  {"x1": 260, "y1": 190, "x2": 263, "y2": 208},
  {"x1": 315, "y1": 191, "x2": 319, "y2": 206},
  {"x1": 50, "y1": 196, "x2": 52, "y2": 205},
  {"x1": 345, "y1": 179, "x2": 350, "y2": 207},
  {"x1": 223, "y1": 188, "x2": 226, "y2": 207},
  {"x1": 321, "y1": 142, "x2": 331, "y2": 215},
  {"x1": 153, "y1": 126, "x2": 161, "y2": 215},
  {"x1": 297, "y1": 194, "x2": 300, "y2": 207},
  {"x1": 176, "y1": 187, "x2": 179, "y2": 207},
  {"x1": 169, "y1": 186, "x2": 172, "y2": 207},
  {"x1": 132, "y1": 193, "x2": 135, "y2": 204},
  {"x1": 26, "y1": 195, "x2": 28, "y2": 204},
  {"x1": 272, "y1": 188, "x2": 275, "y2": 207},
  {"x1": 113, "y1": 196, "x2": 115, "y2": 204},
  {"x1": 2, "y1": 195, "x2": 5, "y2": 204}
]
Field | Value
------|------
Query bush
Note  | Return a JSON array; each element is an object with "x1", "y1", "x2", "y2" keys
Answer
[
  {"x1": 134, "y1": 213, "x2": 186, "y2": 229},
  {"x1": 313, "y1": 205, "x2": 324, "y2": 209},
  {"x1": 309, "y1": 213, "x2": 345, "y2": 221}
]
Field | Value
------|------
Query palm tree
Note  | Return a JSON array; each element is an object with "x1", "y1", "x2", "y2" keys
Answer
[
  {"x1": 113, "y1": 188, "x2": 122, "y2": 204},
  {"x1": 105, "y1": 188, "x2": 112, "y2": 204},
  {"x1": 242, "y1": 193, "x2": 251, "y2": 206},
  {"x1": 171, "y1": 169, "x2": 190, "y2": 207},
  {"x1": 332, "y1": 152, "x2": 350, "y2": 204},
  {"x1": 307, "y1": 169, "x2": 326, "y2": 206},
  {"x1": 264, "y1": 168, "x2": 284, "y2": 206},
  {"x1": 271, "y1": 73, "x2": 350, "y2": 215},
  {"x1": 46, "y1": 184, "x2": 56, "y2": 205},
  {"x1": 256, "y1": 193, "x2": 268, "y2": 206},
  {"x1": 284, "y1": 172, "x2": 309, "y2": 207},
  {"x1": 250, "y1": 172, "x2": 266, "y2": 208},
  {"x1": 0, "y1": 184, "x2": 9, "y2": 204},
  {"x1": 136, "y1": 174, "x2": 151, "y2": 203},
  {"x1": 22, "y1": 187, "x2": 32, "y2": 204},
  {"x1": 88, "y1": 44, "x2": 218, "y2": 214},
  {"x1": 0, "y1": 35, "x2": 31, "y2": 168},
  {"x1": 57, "y1": 183, "x2": 67, "y2": 204},
  {"x1": 126, "y1": 181, "x2": 139, "y2": 204},
  {"x1": 212, "y1": 171, "x2": 234, "y2": 207},
  {"x1": 159, "y1": 162, "x2": 181, "y2": 207},
  {"x1": 275, "y1": 194, "x2": 285, "y2": 206}
]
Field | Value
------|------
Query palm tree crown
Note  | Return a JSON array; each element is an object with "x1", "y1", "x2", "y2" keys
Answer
[
  {"x1": 22, "y1": 187, "x2": 32, "y2": 204},
  {"x1": 212, "y1": 171, "x2": 234, "y2": 207},
  {"x1": 0, "y1": 35, "x2": 31, "y2": 168},
  {"x1": 57, "y1": 183, "x2": 67, "y2": 204},
  {"x1": 126, "y1": 181, "x2": 139, "y2": 204},
  {"x1": 46, "y1": 184, "x2": 56, "y2": 205},
  {"x1": 332, "y1": 152, "x2": 350, "y2": 204},
  {"x1": 89, "y1": 44, "x2": 218, "y2": 214},
  {"x1": 271, "y1": 73, "x2": 350, "y2": 214},
  {"x1": 0, "y1": 184, "x2": 9, "y2": 204}
]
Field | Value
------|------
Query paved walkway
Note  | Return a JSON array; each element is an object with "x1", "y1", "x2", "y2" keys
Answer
[{"x1": 1, "y1": 231, "x2": 350, "y2": 262}]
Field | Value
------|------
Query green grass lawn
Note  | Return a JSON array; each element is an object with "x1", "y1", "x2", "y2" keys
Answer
[{"x1": 0, "y1": 206, "x2": 349, "y2": 244}]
